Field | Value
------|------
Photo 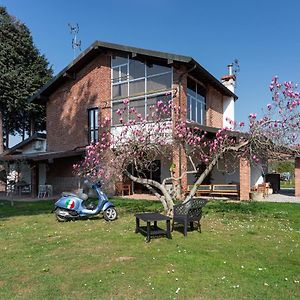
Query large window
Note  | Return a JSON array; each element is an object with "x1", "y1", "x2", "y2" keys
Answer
[
  {"x1": 111, "y1": 55, "x2": 173, "y2": 125},
  {"x1": 88, "y1": 108, "x2": 99, "y2": 143},
  {"x1": 112, "y1": 94, "x2": 172, "y2": 125},
  {"x1": 187, "y1": 77, "x2": 206, "y2": 125}
]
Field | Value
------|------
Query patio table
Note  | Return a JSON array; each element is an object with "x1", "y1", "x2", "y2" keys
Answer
[{"x1": 135, "y1": 212, "x2": 172, "y2": 242}]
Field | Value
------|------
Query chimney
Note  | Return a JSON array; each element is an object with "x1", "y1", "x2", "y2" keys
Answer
[
  {"x1": 221, "y1": 64, "x2": 236, "y2": 129},
  {"x1": 221, "y1": 64, "x2": 236, "y2": 93},
  {"x1": 228, "y1": 63, "x2": 233, "y2": 76}
]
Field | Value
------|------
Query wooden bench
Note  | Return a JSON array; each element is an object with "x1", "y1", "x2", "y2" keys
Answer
[
  {"x1": 186, "y1": 184, "x2": 212, "y2": 196},
  {"x1": 185, "y1": 183, "x2": 239, "y2": 199},
  {"x1": 210, "y1": 184, "x2": 239, "y2": 199}
]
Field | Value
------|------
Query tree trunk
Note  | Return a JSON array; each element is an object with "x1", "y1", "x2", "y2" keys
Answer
[
  {"x1": 22, "y1": 123, "x2": 26, "y2": 141},
  {"x1": 30, "y1": 117, "x2": 35, "y2": 137},
  {"x1": 124, "y1": 170, "x2": 174, "y2": 216},
  {"x1": 184, "y1": 155, "x2": 220, "y2": 203},
  {"x1": 0, "y1": 111, "x2": 3, "y2": 154},
  {"x1": 0, "y1": 112, "x2": 6, "y2": 194},
  {"x1": 5, "y1": 129, "x2": 9, "y2": 150},
  {"x1": 184, "y1": 141, "x2": 250, "y2": 203}
]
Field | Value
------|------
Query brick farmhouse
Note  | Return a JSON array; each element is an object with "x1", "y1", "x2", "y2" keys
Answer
[{"x1": 4, "y1": 41, "x2": 296, "y2": 198}]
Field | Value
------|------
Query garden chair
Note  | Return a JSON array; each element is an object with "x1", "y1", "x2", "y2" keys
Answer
[
  {"x1": 38, "y1": 185, "x2": 47, "y2": 198},
  {"x1": 172, "y1": 198, "x2": 207, "y2": 236},
  {"x1": 115, "y1": 181, "x2": 132, "y2": 196}
]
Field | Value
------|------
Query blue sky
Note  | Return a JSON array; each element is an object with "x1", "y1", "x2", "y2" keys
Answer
[{"x1": 2, "y1": 0, "x2": 300, "y2": 145}]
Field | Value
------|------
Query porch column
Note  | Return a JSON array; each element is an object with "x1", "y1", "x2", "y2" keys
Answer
[
  {"x1": 239, "y1": 157, "x2": 250, "y2": 200},
  {"x1": 172, "y1": 145, "x2": 187, "y2": 199},
  {"x1": 295, "y1": 157, "x2": 300, "y2": 197},
  {"x1": 31, "y1": 164, "x2": 38, "y2": 197}
]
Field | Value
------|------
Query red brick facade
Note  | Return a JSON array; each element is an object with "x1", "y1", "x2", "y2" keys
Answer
[
  {"x1": 47, "y1": 54, "x2": 111, "y2": 152},
  {"x1": 206, "y1": 86, "x2": 223, "y2": 128},
  {"x1": 44, "y1": 49, "x2": 234, "y2": 197},
  {"x1": 295, "y1": 158, "x2": 300, "y2": 197},
  {"x1": 46, "y1": 52, "x2": 227, "y2": 155},
  {"x1": 171, "y1": 67, "x2": 227, "y2": 195},
  {"x1": 239, "y1": 157, "x2": 250, "y2": 200}
]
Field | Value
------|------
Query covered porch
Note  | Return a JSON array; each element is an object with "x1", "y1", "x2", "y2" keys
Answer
[{"x1": 0, "y1": 148, "x2": 85, "y2": 198}]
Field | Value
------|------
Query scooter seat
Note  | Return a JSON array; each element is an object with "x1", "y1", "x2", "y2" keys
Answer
[{"x1": 61, "y1": 192, "x2": 88, "y2": 201}]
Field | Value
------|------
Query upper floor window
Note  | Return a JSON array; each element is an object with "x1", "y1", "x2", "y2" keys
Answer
[
  {"x1": 111, "y1": 55, "x2": 173, "y2": 125},
  {"x1": 88, "y1": 108, "x2": 99, "y2": 143},
  {"x1": 112, "y1": 94, "x2": 172, "y2": 125},
  {"x1": 111, "y1": 55, "x2": 172, "y2": 100},
  {"x1": 187, "y1": 77, "x2": 206, "y2": 125}
]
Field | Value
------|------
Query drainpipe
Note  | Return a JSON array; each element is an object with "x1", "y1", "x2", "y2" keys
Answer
[{"x1": 176, "y1": 63, "x2": 197, "y2": 195}]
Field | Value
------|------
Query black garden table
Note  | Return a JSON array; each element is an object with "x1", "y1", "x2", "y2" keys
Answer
[{"x1": 135, "y1": 212, "x2": 172, "y2": 242}]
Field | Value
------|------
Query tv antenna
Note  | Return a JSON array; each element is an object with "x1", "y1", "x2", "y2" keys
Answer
[
  {"x1": 68, "y1": 23, "x2": 81, "y2": 59},
  {"x1": 233, "y1": 58, "x2": 240, "y2": 76}
]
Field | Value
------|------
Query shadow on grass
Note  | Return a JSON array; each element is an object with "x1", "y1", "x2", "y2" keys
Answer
[
  {"x1": 0, "y1": 198, "x2": 163, "y2": 220},
  {"x1": 112, "y1": 198, "x2": 162, "y2": 214},
  {"x1": 1, "y1": 198, "x2": 298, "y2": 225},
  {"x1": 205, "y1": 200, "x2": 300, "y2": 225},
  {"x1": 0, "y1": 200, "x2": 55, "y2": 220}
]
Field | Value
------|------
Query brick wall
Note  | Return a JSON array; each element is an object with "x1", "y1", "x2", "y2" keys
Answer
[
  {"x1": 206, "y1": 86, "x2": 223, "y2": 128},
  {"x1": 171, "y1": 68, "x2": 226, "y2": 196},
  {"x1": 47, "y1": 53, "x2": 111, "y2": 152},
  {"x1": 295, "y1": 158, "x2": 300, "y2": 197},
  {"x1": 239, "y1": 157, "x2": 250, "y2": 200},
  {"x1": 45, "y1": 51, "x2": 228, "y2": 197}
]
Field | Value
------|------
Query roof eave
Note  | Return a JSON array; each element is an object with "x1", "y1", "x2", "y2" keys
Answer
[
  {"x1": 29, "y1": 40, "x2": 238, "y2": 103},
  {"x1": 3, "y1": 133, "x2": 46, "y2": 155},
  {"x1": 189, "y1": 59, "x2": 238, "y2": 100}
]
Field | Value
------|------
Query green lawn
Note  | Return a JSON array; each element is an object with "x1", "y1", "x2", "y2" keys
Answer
[
  {"x1": 0, "y1": 198, "x2": 299, "y2": 299},
  {"x1": 280, "y1": 180, "x2": 295, "y2": 188}
]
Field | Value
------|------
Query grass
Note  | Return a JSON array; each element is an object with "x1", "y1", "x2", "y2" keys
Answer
[
  {"x1": 0, "y1": 198, "x2": 299, "y2": 299},
  {"x1": 280, "y1": 180, "x2": 295, "y2": 188}
]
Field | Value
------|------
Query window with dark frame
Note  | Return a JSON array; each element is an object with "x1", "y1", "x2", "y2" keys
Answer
[
  {"x1": 88, "y1": 108, "x2": 99, "y2": 143},
  {"x1": 187, "y1": 77, "x2": 206, "y2": 125},
  {"x1": 111, "y1": 55, "x2": 173, "y2": 125}
]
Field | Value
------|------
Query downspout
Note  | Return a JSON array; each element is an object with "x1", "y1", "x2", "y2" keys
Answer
[{"x1": 177, "y1": 63, "x2": 197, "y2": 195}]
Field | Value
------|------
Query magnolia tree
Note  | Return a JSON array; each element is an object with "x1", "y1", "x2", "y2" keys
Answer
[{"x1": 74, "y1": 77, "x2": 300, "y2": 215}]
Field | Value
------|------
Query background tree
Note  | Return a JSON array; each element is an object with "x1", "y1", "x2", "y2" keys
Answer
[
  {"x1": 268, "y1": 160, "x2": 294, "y2": 174},
  {"x1": 0, "y1": 6, "x2": 52, "y2": 149},
  {"x1": 74, "y1": 78, "x2": 300, "y2": 215}
]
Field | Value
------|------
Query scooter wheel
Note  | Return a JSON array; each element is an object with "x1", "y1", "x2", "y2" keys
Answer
[
  {"x1": 55, "y1": 209, "x2": 68, "y2": 222},
  {"x1": 104, "y1": 207, "x2": 117, "y2": 221}
]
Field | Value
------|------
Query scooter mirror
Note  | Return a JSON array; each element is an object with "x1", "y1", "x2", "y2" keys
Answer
[
  {"x1": 83, "y1": 179, "x2": 93, "y2": 189},
  {"x1": 96, "y1": 181, "x2": 103, "y2": 188}
]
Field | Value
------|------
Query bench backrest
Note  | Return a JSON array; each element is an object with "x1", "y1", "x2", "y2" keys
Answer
[
  {"x1": 187, "y1": 184, "x2": 212, "y2": 192},
  {"x1": 212, "y1": 184, "x2": 239, "y2": 192}
]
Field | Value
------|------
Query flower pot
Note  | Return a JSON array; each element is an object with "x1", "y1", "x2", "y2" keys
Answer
[{"x1": 250, "y1": 191, "x2": 264, "y2": 201}]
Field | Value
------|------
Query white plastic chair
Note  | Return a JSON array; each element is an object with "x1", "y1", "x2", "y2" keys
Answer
[
  {"x1": 46, "y1": 185, "x2": 53, "y2": 197},
  {"x1": 38, "y1": 185, "x2": 47, "y2": 198}
]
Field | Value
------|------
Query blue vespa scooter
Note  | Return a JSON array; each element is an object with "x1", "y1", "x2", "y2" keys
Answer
[{"x1": 54, "y1": 181, "x2": 117, "y2": 222}]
